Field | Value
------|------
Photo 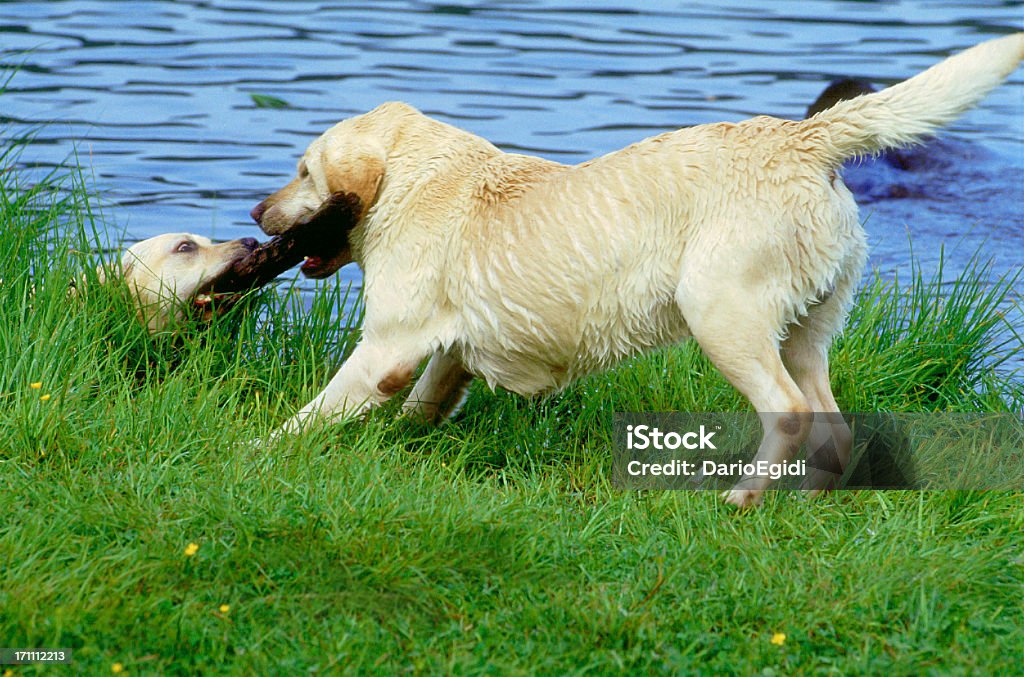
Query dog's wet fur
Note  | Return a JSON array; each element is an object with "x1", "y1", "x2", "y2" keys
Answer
[{"x1": 243, "y1": 35, "x2": 1024, "y2": 507}]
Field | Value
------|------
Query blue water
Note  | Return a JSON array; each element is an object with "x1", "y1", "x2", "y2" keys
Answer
[{"x1": 2, "y1": 1, "x2": 1022, "y2": 334}]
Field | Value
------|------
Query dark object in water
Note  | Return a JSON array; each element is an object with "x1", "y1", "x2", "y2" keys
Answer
[{"x1": 805, "y1": 78, "x2": 877, "y2": 119}]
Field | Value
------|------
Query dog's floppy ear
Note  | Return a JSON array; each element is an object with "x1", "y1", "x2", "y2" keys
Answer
[{"x1": 320, "y1": 140, "x2": 385, "y2": 219}]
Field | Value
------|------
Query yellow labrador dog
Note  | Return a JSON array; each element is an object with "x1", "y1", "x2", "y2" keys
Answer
[
  {"x1": 115, "y1": 233, "x2": 258, "y2": 332},
  {"x1": 251, "y1": 34, "x2": 1023, "y2": 507}
]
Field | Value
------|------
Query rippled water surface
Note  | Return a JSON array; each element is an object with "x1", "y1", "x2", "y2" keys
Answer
[{"x1": 2, "y1": 1, "x2": 1022, "y2": 297}]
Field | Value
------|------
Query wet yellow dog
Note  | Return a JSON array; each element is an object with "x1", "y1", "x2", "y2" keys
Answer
[{"x1": 243, "y1": 35, "x2": 1021, "y2": 506}]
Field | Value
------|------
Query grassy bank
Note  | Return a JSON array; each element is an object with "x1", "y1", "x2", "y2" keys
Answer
[{"x1": 1, "y1": 154, "x2": 1023, "y2": 675}]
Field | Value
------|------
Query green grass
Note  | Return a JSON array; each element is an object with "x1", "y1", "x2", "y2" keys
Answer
[{"x1": 1, "y1": 148, "x2": 1023, "y2": 675}]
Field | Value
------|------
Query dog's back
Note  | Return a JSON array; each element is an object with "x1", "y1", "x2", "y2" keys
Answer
[{"x1": 450, "y1": 34, "x2": 1023, "y2": 396}]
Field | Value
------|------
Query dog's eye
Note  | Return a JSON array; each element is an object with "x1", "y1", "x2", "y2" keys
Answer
[{"x1": 176, "y1": 240, "x2": 197, "y2": 253}]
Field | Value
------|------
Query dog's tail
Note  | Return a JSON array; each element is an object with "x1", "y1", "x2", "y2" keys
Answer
[{"x1": 807, "y1": 33, "x2": 1023, "y2": 164}]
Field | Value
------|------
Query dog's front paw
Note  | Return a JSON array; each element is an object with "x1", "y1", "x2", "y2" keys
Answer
[{"x1": 721, "y1": 486, "x2": 764, "y2": 509}]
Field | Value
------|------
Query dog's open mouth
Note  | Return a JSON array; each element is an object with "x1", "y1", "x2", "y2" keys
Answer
[
  {"x1": 191, "y1": 265, "x2": 254, "y2": 319},
  {"x1": 300, "y1": 254, "x2": 331, "y2": 278},
  {"x1": 193, "y1": 191, "x2": 362, "y2": 313},
  {"x1": 192, "y1": 286, "x2": 247, "y2": 311}
]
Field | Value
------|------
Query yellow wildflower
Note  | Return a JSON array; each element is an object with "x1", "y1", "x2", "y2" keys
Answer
[
  {"x1": 111, "y1": 663, "x2": 124, "y2": 674},
  {"x1": 29, "y1": 382, "x2": 42, "y2": 389},
  {"x1": 40, "y1": 394, "x2": 52, "y2": 402},
  {"x1": 219, "y1": 604, "x2": 230, "y2": 614},
  {"x1": 770, "y1": 632, "x2": 786, "y2": 646},
  {"x1": 184, "y1": 542, "x2": 199, "y2": 557}
]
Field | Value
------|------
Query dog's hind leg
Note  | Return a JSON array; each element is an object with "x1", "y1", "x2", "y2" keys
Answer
[
  {"x1": 677, "y1": 283, "x2": 813, "y2": 508},
  {"x1": 781, "y1": 294, "x2": 854, "y2": 495},
  {"x1": 402, "y1": 349, "x2": 474, "y2": 424}
]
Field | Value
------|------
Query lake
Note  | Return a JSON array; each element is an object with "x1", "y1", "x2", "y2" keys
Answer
[{"x1": 2, "y1": 0, "x2": 1021, "y2": 304}]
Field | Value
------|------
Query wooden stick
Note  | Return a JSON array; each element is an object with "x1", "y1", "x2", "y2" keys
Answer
[{"x1": 214, "y1": 191, "x2": 362, "y2": 291}]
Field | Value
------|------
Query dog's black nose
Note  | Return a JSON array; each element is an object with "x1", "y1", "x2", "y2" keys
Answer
[
  {"x1": 240, "y1": 237, "x2": 259, "y2": 251},
  {"x1": 250, "y1": 202, "x2": 266, "y2": 224}
]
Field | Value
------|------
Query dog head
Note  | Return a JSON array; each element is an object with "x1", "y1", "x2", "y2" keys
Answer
[
  {"x1": 119, "y1": 233, "x2": 257, "y2": 332},
  {"x1": 247, "y1": 103, "x2": 419, "y2": 278}
]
